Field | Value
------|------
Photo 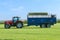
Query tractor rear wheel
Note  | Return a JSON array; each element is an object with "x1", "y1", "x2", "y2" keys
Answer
[
  {"x1": 4, "y1": 24, "x2": 10, "y2": 29},
  {"x1": 16, "y1": 22, "x2": 23, "y2": 28}
]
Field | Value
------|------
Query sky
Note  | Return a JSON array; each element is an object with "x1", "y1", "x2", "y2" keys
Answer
[{"x1": 0, "y1": 0, "x2": 60, "y2": 20}]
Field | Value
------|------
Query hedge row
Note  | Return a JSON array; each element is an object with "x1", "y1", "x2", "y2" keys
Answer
[{"x1": 57, "y1": 20, "x2": 60, "y2": 23}]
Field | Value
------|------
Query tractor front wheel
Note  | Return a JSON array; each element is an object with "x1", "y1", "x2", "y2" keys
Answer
[
  {"x1": 4, "y1": 24, "x2": 11, "y2": 29},
  {"x1": 16, "y1": 22, "x2": 23, "y2": 28}
]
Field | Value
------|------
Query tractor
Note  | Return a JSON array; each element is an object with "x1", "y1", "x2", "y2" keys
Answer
[{"x1": 4, "y1": 16, "x2": 23, "y2": 29}]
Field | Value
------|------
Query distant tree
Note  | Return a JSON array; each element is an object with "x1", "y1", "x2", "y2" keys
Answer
[
  {"x1": 0, "y1": 21, "x2": 4, "y2": 24},
  {"x1": 57, "y1": 19, "x2": 60, "y2": 23},
  {"x1": 23, "y1": 20, "x2": 27, "y2": 24}
]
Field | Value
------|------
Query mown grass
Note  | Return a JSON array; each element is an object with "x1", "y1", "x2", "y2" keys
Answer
[{"x1": 0, "y1": 23, "x2": 60, "y2": 40}]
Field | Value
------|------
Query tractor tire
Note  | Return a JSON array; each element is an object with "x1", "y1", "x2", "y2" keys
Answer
[
  {"x1": 4, "y1": 24, "x2": 10, "y2": 29},
  {"x1": 16, "y1": 22, "x2": 23, "y2": 28},
  {"x1": 46, "y1": 24, "x2": 51, "y2": 28}
]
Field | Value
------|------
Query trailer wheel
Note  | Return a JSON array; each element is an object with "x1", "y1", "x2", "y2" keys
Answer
[
  {"x1": 46, "y1": 24, "x2": 51, "y2": 28},
  {"x1": 16, "y1": 22, "x2": 23, "y2": 28},
  {"x1": 40, "y1": 24, "x2": 46, "y2": 28},
  {"x1": 4, "y1": 24, "x2": 10, "y2": 29},
  {"x1": 40, "y1": 25, "x2": 42, "y2": 28}
]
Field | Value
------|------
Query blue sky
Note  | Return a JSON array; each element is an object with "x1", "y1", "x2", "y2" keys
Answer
[{"x1": 0, "y1": 0, "x2": 60, "y2": 20}]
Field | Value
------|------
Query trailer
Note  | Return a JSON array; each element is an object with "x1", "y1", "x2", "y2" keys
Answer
[{"x1": 27, "y1": 12, "x2": 56, "y2": 28}]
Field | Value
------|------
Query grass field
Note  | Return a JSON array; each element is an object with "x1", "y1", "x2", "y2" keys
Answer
[{"x1": 0, "y1": 23, "x2": 60, "y2": 40}]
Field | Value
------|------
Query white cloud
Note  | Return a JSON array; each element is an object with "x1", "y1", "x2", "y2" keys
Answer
[
  {"x1": 11, "y1": 6, "x2": 24, "y2": 12},
  {"x1": 10, "y1": 6, "x2": 26, "y2": 19},
  {"x1": 10, "y1": 6, "x2": 25, "y2": 16}
]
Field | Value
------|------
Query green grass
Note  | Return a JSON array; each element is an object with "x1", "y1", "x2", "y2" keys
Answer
[{"x1": 0, "y1": 23, "x2": 60, "y2": 40}]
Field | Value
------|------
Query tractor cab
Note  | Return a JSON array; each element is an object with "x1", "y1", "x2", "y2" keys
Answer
[{"x1": 12, "y1": 17, "x2": 20, "y2": 23}]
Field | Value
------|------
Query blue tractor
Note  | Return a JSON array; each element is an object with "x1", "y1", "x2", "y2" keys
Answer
[{"x1": 27, "y1": 12, "x2": 56, "y2": 28}]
